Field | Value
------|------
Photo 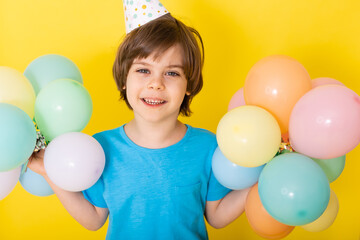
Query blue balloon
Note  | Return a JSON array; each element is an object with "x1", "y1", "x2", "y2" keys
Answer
[
  {"x1": 212, "y1": 147, "x2": 265, "y2": 190},
  {"x1": 0, "y1": 103, "x2": 37, "y2": 171},
  {"x1": 258, "y1": 153, "x2": 330, "y2": 226},
  {"x1": 24, "y1": 54, "x2": 83, "y2": 95},
  {"x1": 20, "y1": 167, "x2": 54, "y2": 197}
]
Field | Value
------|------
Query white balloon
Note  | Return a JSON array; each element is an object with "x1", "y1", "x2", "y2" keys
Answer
[
  {"x1": 0, "y1": 166, "x2": 21, "y2": 200},
  {"x1": 44, "y1": 132, "x2": 105, "y2": 192}
]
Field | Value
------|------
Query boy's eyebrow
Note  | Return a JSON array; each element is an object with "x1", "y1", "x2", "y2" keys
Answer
[
  {"x1": 167, "y1": 64, "x2": 184, "y2": 69},
  {"x1": 132, "y1": 61, "x2": 150, "y2": 66},
  {"x1": 133, "y1": 61, "x2": 184, "y2": 69}
]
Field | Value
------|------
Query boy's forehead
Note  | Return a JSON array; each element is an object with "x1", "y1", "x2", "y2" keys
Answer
[{"x1": 133, "y1": 45, "x2": 185, "y2": 67}]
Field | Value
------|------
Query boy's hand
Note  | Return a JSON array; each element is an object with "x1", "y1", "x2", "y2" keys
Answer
[{"x1": 28, "y1": 149, "x2": 46, "y2": 177}]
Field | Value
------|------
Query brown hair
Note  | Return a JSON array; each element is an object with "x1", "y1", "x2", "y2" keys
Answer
[{"x1": 113, "y1": 13, "x2": 204, "y2": 116}]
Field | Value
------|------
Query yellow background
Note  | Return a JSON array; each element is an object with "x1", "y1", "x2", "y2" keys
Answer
[{"x1": 1, "y1": 0, "x2": 359, "y2": 239}]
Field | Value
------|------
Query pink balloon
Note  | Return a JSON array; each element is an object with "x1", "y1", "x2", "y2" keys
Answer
[
  {"x1": 44, "y1": 132, "x2": 105, "y2": 192},
  {"x1": 0, "y1": 166, "x2": 21, "y2": 200},
  {"x1": 289, "y1": 85, "x2": 360, "y2": 159},
  {"x1": 228, "y1": 88, "x2": 246, "y2": 111},
  {"x1": 312, "y1": 77, "x2": 345, "y2": 88}
]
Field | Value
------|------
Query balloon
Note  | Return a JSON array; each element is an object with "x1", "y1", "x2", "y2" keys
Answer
[
  {"x1": 24, "y1": 54, "x2": 83, "y2": 95},
  {"x1": 312, "y1": 156, "x2": 345, "y2": 183},
  {"x1": 0, "y1": 66, "x2": 36, "y2": 118},
  {"x1": 302, "y1": 189, "x2": 339, "y2": 232},
  {"x1": 20, "y1": 168, "x2": 54, "y2": 197},
  {"x1": 311, "y1": 77, "x2": 345, "y2": 88},
  {"x1": 212, "y1": 147, "x2": 264, "y2": 190},
  {"x1": 216, "y1": 105, "x2": 281, "y2": 167},
  {"x1": 258, "y1": 153, "x2": 330, "y2": 226},
  {"x1": 0, "y1": 166, "x2": 21, "y2": 200},
  {"x1": 0, "y1": 103, "x2": 37, "y2": 171},
  {"x1": 244, "y1": 55, "x2": 312, "y2": 133},
  {"x1": 228, "y1": 88, "x2": 246, "y2": 111},
  {"x1": 289, "y1": 85, "x2": 360, "y2": 159},
  {"x1": 44, "y1": 132, "x2": 105, "y2": 192},
  {"x1": 35, "y1": 79, "x2": 93, "y2": 141},
  {"x1": 245, "y1": 184, "x2": 295, "y2": 239}
]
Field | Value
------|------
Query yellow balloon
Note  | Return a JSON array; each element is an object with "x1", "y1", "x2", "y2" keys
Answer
[
  {"x1": 216, "y1": 105, "x2": 281, "y2": 167},
  {"x1": 301, "y1": 189, "x2": 339, "y2": 232},
  {"x1": 0, "y1": 67, "x2": 36, "y2": 118}
]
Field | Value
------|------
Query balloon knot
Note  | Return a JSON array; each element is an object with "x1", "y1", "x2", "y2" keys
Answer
[
  {"x1": 275, "y1": 140, "x2": 294, "y2": 156},
  {"x1": 33, "y1": 121, "x2": 48, "y2": 152}
]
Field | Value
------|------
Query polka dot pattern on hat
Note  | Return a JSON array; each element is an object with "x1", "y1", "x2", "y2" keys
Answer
[{"x1": 123, "y1": 0, "x2": 169, "y2": 34}]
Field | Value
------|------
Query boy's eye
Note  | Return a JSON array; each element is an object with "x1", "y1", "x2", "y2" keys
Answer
[
  {"x1": 136, "y1": 69, "x2": 150, "y2": 74},
  {"x1": 166, "y1": 71, "x2": 180, "y2": 77}
]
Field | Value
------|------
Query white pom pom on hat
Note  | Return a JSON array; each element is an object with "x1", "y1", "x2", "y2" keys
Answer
[{"x1": 123, "y1": 0, "x2": 169, "y2": 34}]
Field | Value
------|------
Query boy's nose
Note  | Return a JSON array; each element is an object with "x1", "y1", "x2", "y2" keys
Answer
[{"x1": 147, "y1": 75, "x2": 165, "y2": 90}]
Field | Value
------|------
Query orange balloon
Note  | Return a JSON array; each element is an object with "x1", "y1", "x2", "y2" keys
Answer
[
  {"x1": 245, "y1": 184, "x2": 295, "y2": 239},
  {"x1": 244, "y1": 55, "x2": 312, "y2": 133}
]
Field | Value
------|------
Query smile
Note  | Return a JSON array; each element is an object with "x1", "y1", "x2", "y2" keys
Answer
[{"x1": 141, "y1": 98, "x2": 167, "y2": 105}]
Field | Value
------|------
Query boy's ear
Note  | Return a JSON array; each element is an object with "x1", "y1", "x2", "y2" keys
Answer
[
  {"x1": 122, "y1": 86, "x2": 126, "y2": 90},
  {"x1": 185, "y1": 91, "x2": 191, "y2": 96}
]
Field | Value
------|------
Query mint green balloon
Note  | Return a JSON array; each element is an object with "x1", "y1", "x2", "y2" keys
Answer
[
  {"x1": 312, "y1": 155, "x2": 346, "y2": 183},
  {"x1": 24, "y1": 54, "x2": 83, "y2": 95},
  {"x1": 0, "y1": 103, "x2": 37, "y2": 171},
  {"x1": 34, "y1": 79, "x2": 92, "y2": 141},
  {"x1": 258, "y1": 153, "x2": 330, "y2": 226}
]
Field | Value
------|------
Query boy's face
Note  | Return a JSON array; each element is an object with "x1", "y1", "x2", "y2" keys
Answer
[{"x1": 125, "y1": 44, "x2": 189, "y2": 123}]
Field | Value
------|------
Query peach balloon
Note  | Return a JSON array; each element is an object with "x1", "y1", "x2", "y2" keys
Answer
[
  {"x1": 244, "y1": 55, "x2": 312, "y2": 133},
  {"x1": 228, "y1": 88, "x2": 246, "y2": 111},
  {"x1": 245, "y1": 184, "x2": 295, "y2": 239},
  {"x1": 289, "y1": 85, "x2": 360, "y2": 159},
  {"x1": 312, "y1": 77, "x2": 345, "y2": 88}
]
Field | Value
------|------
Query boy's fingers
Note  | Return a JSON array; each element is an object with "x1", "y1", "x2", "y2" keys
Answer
[{"x1": 29, "y1": 152, "x2": 40, "y2": 163}]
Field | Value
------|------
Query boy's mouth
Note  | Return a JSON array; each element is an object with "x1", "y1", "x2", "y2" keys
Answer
[{"x1": 141, "y1": 98, "x2": 167, "y2": 105}]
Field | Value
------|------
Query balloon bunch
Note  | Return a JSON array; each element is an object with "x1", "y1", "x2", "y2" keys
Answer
[
  {"x1": 0, "y1": 54, "x2": 105, "y2": 199},
  {"x1": 213, "y1": 55, "x2": 360, "y2": 238},
  {"x1": 0, "y1": 67, "x2": 37, "y2": 200}
]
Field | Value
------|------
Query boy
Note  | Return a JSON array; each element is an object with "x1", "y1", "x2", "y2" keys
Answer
[{"x1": 29, "y1": 1, "x2": 250, "y2": 239}]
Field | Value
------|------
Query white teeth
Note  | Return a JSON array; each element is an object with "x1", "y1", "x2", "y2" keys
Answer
[{"x1": 143, "y1": 98, "x2": 165, "y2": 105}]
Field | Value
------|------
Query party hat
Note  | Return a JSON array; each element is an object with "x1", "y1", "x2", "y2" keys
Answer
[{"x1": 123, "y1": 0, "x2": 169, "y2": 34}]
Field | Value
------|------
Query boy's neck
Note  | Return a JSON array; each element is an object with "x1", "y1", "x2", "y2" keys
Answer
[{"x1": 124, "y1": 119, "x2": 187, "y2": 149}]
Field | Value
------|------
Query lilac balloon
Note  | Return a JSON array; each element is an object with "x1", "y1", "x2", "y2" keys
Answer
[
  {"x1": 44, "y1": 132, "x2": 105, "y2": 192},
  {"x1": 289, "y1": 85, "x2": 360, "y2": 159},
  {"x1": 0, "y1": 166, "x2": 21, "y2": 200},
  {"x1": 228, "y1": 88, "x2": 246, "y2": 111}
]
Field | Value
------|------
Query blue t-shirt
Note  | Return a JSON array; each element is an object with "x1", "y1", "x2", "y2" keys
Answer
[{"x1": 83, "y1": 124, "x2": 231, "y2": 240}]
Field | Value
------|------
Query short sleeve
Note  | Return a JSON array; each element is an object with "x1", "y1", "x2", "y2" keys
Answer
[
  {"x1": 82, "y1": 176, "x2": 107, "y2": 208},
  {"x1": 206, "y1": 168, "x2": 232, "y2": 201}
]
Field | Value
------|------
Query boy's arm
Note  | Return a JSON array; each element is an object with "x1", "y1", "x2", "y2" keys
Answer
[
  {"x1": 205, "y1": 188, "x2": 251, "y2": 229},
  {"x1": 28, "y1": 150, "x2": 109, "y2": 231}
]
